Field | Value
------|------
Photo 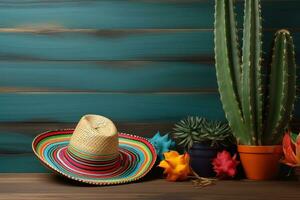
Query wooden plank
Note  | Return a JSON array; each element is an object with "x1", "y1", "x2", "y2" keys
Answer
[
  {"x1": 0, "y1": 92, "x2": 300, "y2": 123},
  {"x1": 0, "y1": 30, "x2": 298, "y2": 61},
  {"x1": 0, "y1": 93, "x2": 225, "y2": 122},
  {"x1": 0, "y1": 1, "x2": 209, "y2": 29},
  {"x1": 0, "y1": 61, "x2": 217, "y2": 92},
  {"x1": 0, "y1": 132, "x2": 32, "y2": 154},
  {"x1": 0, "y1": 122, "x2": 174, "y2": 137},
  {"x1": 0, "y1": 174, "x2": 298, "y2": 199},
  {"x1": 0, "y1": 0, "x2": 298, "y2": 29},
  {"x1": 0, "y1": 122, "x2": 175, "y2": 172},
  {"x1": 0, "y1": 121, "x2": 171, "y2": 149},
  {"x1": 0, "y1": 30, "x2": 210, "y2": 60},
  {"x1": 0, "y1": 154, "x2": 45, "y2": 173}
]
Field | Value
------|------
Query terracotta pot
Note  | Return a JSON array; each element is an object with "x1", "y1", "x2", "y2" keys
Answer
[{"x1": 238, "y1": 145, "x2": 283, "y2": 180}]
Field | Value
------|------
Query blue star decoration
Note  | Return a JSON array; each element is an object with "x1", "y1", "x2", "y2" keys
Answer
[{"x1": 149, "y1": 131, "x2": 176, "y2": 160}]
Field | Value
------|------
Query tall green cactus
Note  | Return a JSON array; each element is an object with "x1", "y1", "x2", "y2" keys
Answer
[{"x1": 214, "y1": 0, "x2": 297, "y2": 145}]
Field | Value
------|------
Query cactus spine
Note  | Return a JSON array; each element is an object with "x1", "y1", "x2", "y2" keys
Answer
[{"x1": 214, "y1": 0, "x2": 297, "y2": 145}]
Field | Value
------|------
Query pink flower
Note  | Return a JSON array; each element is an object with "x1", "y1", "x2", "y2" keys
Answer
[{"x1": 212, "y1": 150, "x2": 239, "y2": 179}]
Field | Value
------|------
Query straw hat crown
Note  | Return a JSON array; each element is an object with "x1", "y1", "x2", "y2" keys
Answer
[{"x1": 68, "y1": 115, "x2": 119, "y2": 158}]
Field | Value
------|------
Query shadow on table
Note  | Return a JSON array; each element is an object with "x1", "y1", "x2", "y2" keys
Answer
[{"x1": 48, "y1": 167, "x2": 163, "y2": 187}]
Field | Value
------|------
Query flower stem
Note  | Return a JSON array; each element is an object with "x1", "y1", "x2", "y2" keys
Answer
[{"x1": 190, "y1": 168, "x2": 217, "y2": 187}]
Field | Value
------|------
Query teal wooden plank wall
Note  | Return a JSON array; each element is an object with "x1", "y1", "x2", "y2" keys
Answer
[{"x1": 0, "y1": 0, "x2": 299, "y2": 172}]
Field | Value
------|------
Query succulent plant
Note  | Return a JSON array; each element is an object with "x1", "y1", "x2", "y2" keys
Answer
[
  {"x1": 149, "y1": 131, "x2": 175, "y2": 160},
  {"x1": 172, "y1": 116, "x2": 234, "y2": 149},
  {"x1": 200, "y1": 120, "x2": 235, "y2": 148},
  {"x1": 172, "y1": 116, "x2": 205, "y2": 149},
  {"x1": 214, "y1": 0, "x2": 297, "y2": 145}
]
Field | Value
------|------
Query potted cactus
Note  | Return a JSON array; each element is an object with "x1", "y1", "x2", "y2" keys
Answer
[
  {"x1": 173, "y1": 116, "x2": 234, "y2": 177},
  {"x1": 214, "y1": 0, "x2": 297, "y2": 180}
]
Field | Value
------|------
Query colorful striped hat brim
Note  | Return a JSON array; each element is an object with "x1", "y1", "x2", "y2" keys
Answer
[{"x1": 32, "y1": 129, "x2": 157, "y2": 185}]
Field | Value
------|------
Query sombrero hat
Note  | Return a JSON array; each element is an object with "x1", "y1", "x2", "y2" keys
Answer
[{"x1": 32, "y1": 114, "x2": 157, "y2": 185}]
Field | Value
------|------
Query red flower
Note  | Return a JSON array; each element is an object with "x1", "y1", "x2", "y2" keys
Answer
[
  {"x1": 282, "y1": 131, "x2": 300, "y2": 167},
  {"x1": 212, "y1": 150, "x2": 239, "y2": 179}
]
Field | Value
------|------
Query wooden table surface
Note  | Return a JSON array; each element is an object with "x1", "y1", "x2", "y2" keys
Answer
[{"x1": 0, "y1": 173, "x2": 299, "y2": 200}]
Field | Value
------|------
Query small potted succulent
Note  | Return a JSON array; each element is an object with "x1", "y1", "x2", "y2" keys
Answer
[{"x1": 172, "y1": 116, "x2": 235, "y2": 177}]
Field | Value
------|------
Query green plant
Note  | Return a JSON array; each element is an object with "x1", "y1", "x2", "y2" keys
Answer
[
  {"x1": 200, "y1": 120, "x2": 235, "y2": 148},
  {"x1": 214, "y1": 0, "x2": 297, "y2": 145},
  {"x1": 172, "y1": 116, "x2": 234, "y2": 149},
  {"x1": 173, "y1": 116, "x2": 205, "y2": 149}
]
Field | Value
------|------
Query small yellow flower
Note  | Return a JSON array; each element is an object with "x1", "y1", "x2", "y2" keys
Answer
[{"x1": 158, "y1": 151, "x2": 191, "y2": 181}]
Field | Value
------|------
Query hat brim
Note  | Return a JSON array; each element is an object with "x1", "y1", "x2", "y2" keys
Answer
[{"x1": 32, "y1": 129, "x2": 157, "y2": 185}]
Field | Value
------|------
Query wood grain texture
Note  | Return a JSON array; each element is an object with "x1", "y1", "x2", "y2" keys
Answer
[
  {"x1": 0, "y1": 61, "x2": 217, "y2": 92},
  {"x1": 0, "y1": 122, "x2": 174, "y2": 137},
  {"x1": 0, "y1": 0, "x2": 298, "y2": 29},
  {"x1": 0, "y1": 93, "x2": 298, "y2": 124},
  {"x1": 0, "y1": 174, "x2": 298, "y2": 200},
  {"x1": 0, "y1": 31, "x2": 298, "y2": 61},
  {"x1": 0, "y1": 93, "x2": 225, "y2": 122},
  {"x1": 0, "y1": 31, "x2": 210, "y2": 61},
  {"x1": 0, "y1": 91, "x2": 300, "y2": 123},
  {"x1": 0, "y1": 60, "x2": 299, "y2": 93}
]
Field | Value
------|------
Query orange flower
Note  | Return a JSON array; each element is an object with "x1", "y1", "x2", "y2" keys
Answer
[{"x1": 158, "y1": 151, "x2": 191, "y2": 181}]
